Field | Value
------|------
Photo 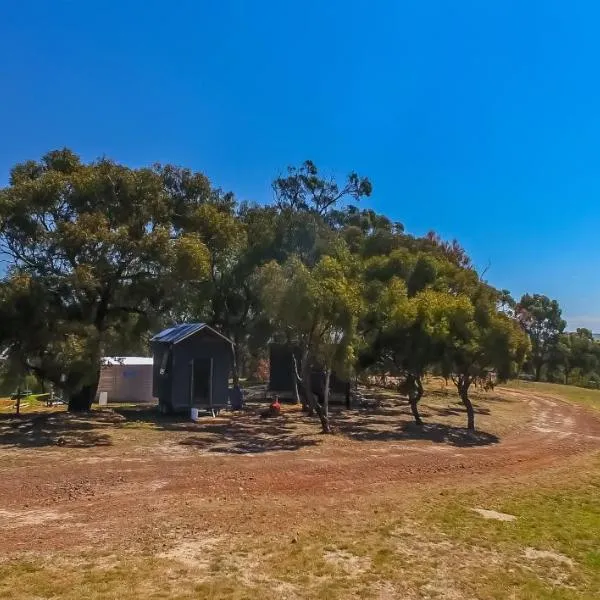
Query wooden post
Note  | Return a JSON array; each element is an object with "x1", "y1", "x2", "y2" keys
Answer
[{"x1": 209, "y1": 358, "x2": 214, "y2": 408}]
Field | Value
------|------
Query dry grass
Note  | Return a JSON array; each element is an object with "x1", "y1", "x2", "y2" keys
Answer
[
  {"x1": 505, "y1": 380, "x2": 600, "y2": 412},
  {"x1": 0, "y1": 385, "x2": 516, "y2": 454},
  {"x1": 0, "y1": 384, "x2": 599, "y2": 599},
  {"x1": 2, "y1": 462, "x2": 599, "y2": 600}
]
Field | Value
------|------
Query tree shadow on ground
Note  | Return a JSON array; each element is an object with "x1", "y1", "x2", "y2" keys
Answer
[
  {"x1": 423, "y1": 405, "x2": 491, "y2": 418},
  {"x1": 179, "y1": 416, "x2": 319, "y2": 454},
  {"x1": 426, "y1": 388, "x2": 516, "y2": 405},
  {"x1": 340, "y1": 419, "x2": 499, "y2": 447},
  {"x1": 0, "y1": 395, "x2": 501, "y2": 452},
  {"x1": 0, "y1": 413, "x2": 112, "y2": 448},
  {"x1": 112, "y1": 405, "x2": 320, "y2": 454},
  {"x1": 398, "y1": 421, "x2": 499, "y2": 446}
]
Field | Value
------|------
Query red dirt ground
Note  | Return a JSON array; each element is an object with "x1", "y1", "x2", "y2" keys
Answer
[{"x1": 1, "y1": 387, "x2": 600, "y2": 556}]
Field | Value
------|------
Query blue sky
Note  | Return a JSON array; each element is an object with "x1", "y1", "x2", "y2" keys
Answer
[{"x1": 1, "y1": 1, "x2": 599, "y2": 329}]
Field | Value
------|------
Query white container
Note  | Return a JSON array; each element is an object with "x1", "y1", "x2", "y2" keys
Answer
[
  {"x1": 191, "y1": 407, "x2": 199, "y2": 421},
  {"x1": 99, "y1": 391, "x2": 108, "y2": 406}
]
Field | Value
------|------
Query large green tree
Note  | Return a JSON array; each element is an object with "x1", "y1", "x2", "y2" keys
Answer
[
  {"x1": 257, "y1": 253, "x2": 362, "y2": 433},
  {"x1": 360, "y1": 271, "x2": 447, "y2": 426},
  {"x1": 439, "y1": 290, "x2": 530, "y2": 430},
  {"x1": 273, "y1": 160, "x2": 372, "y2": 216},
  {"x1": 547, "y1": 328, "x2": 599, "y2": 385},
  {"x1": 0, "y1": 150, "x2": 212, "y2": 410},
  {"x1": 517, "y1": 294, "x2": 566, "y2": 381}
]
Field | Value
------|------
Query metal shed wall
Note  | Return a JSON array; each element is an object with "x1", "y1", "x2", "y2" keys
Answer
[
  {"x1": 169, "y1": 333, "x2": 232, "y2": 410},
  {"x1": 151, "y1": 326, "x2": 234, "y2": 412},
  {"x1": 97, "y1": 363, "x2": 155, "y2": 403},
  {"x1": 268, "y1": 344, "x2": 301, "y2": 392},
  {"x1": 268, "y1": 343, "x2": 350, "y2": 398}
]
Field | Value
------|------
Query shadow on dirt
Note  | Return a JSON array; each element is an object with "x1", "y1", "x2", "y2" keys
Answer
[
  {"x1": 0, "y1": 392, "x2": 500, "y2": 451},
  {"x1": 179, "y1": 418, "x2": 319, "y2": 454},
  {"x1": 0, "y1": 413, "x2": 112, "y2": 448},
  {"x1": 113, "y1": 402, "x2": 500, "y2": 449},
  {"x1": 340, "y1": 420, "x2": 499, "y2": 447},
  {"x1": 424, "y1": 405, "x2": 491, "y2": 418},
  {"x1": 400, "y1": 422, "x2": 499, "y2": 446}
]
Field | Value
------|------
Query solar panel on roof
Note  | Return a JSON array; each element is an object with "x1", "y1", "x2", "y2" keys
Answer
[
  {"x1": 150, "y1": 323, "x2": 235, "y2": 345},
  {"x1": 150, "y1": 323, "x2": 207, "y2": 344}
]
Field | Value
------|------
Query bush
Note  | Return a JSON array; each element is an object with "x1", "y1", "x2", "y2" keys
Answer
[{"x1": 253, "y1": 359, "x2": 270, "y2": 383}]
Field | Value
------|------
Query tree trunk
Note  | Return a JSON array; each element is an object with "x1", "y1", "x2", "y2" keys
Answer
[
  {"x1": 291, "y1": 356, "x2": 301, "y2": 405},
  {"x1": 292, "y1": 352, "x2": 309, "y2": 411},
  {"x1": 231, "y1": 339, "x2": 241, "y2": 386},
  {"x1": 68, "y1": 384, "x2": 96, "y2": 412},
  {"x1": 312, "y1": 395, "x2": 331, "y2": 434},
  {"x1": 67, "y1": 369, "x2": 100, "y2": 413},
  {"x1": 407, "y1": 374, "x2": 424, "y2": 426},
  {"x1": 299, "y1": 366, "x2": 331, "y2": 433},
  {"x1": 298, "y1": 354, "x2": 313, "y2": 415},
  {"x1": 292, "y1": 376, "x2": 301, "y2": 404},
  {"x1": 534, "y1": 361, "x2": 543, "y2": 382},
  {"x1": 458, "y1": 379, "x2": 475, "y2": 431},
  {"x1": 323, "y1": 369, "x2": 331, "y2": 422}
]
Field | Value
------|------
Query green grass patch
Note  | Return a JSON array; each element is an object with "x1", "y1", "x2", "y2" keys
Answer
[
  {"x1": 505, "y1": 380, "x2": 600, "y2": 411},
  {"x1": 414, "y1": 459, "x2": 600, "y2": 599}
]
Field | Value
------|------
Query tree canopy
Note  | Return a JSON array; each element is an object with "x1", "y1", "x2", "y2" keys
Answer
[
  {"x1": 0, "y1": 148, "x2": 589, "y2": 431},
  {"x1": 516, "y1": 294, "x2": 566, "y2": 381},
  {"x1": 0, "y1": 150, "x2": 213, "y2": 409}
]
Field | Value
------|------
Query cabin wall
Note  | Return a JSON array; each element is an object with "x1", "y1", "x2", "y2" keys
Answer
[
  {"x1": 151, "y1": 343, "x2": 173, "y2": 406},
  {"x1": 169, "y1": 335, "x2": 232, "y2": 410},
  {"x1": 268, "y1": 344, "x2": 301, "y2": 393},
  {"x1": 268, "y1": 343, "x2": 350, "y2": 401}
]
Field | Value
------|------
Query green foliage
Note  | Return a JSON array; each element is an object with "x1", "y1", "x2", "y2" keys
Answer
[
  {"x1": 517, "y1": 293, "x2": 566, "y2": 381},
  {"x1": 256, "y1": 252, "x2": 363, "y2": 431},
  {"x1": 546, "y1": 328, "x2": 600, "y2": 387},
  {"x1": 257, "y1": 253, "x2": 362, "y2": 370},
  {"x1": 0, "y1": 149, "x2": 213, "y2": 408},
  {"x1": 273, "y1": 160, "x2": 372, "y2": 215},
  {"x1": 0, "y1": 149, "x2": 570, "y2": 430},
  {"x1": 436, "y1": 289, "x2": 531, "y2": 429}
]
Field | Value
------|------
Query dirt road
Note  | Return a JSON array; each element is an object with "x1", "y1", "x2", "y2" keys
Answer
[{"x1": 1, "y1": 388, "x2": 599, "y2": 554}]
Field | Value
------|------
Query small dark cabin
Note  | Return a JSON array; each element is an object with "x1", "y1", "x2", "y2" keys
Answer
[
  {"x1": 151, "y1": 324, "x2": 234, "y2": 414},
  {"x1": 268, "y1": 343, "x2": 351, "y2": 406}
]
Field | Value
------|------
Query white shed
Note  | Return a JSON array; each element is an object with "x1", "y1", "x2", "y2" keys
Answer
[{"x1": 97, "y1": 357, "x2": 156, "y2": 403}]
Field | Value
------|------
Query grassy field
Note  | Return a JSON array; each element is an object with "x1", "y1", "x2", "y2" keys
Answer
[
  {"x1": 0, "y1": 383, "x2": 599, "y2": 599},
  {"x1": 505, "y1": 379, "x2": 600, "y2": 412}
]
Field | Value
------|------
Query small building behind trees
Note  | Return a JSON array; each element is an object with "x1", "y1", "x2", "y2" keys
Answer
[
  {"x1": 268, "y1": 343, "x2": 351, "y2": 405},
  {"x1": 97, "y1": 357, "x2": 155, "y2": 403},
  {"x1": 151, "y1": 324, "x2": 234, "y2": 414}
]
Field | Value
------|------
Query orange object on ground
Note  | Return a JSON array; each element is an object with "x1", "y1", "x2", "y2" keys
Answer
[{"x1": 261, "y1": 397, "x2": 281, "y2": 418}]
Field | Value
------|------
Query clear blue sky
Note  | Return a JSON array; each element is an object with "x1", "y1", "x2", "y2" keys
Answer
[{"x1": 1, "y1": 1, "x2": 599, "y2": 329}]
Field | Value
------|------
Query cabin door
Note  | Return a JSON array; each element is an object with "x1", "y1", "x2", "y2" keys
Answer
[{"x1": 189, "y1": 358, "x2": 213, "y2": 407}]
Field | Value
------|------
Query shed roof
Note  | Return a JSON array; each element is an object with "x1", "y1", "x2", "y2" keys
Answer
[
  {"x1": 103, "y1": 356, "x2": 154, "y2": 366},
  {"x1": 150, "y1": 323, "x2": 233, "y2": 345}
]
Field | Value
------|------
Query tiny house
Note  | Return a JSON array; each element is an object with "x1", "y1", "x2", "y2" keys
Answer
[
  {"x1": 268, "y1": 343, "x2": 351, "y2": 406},
  {"x1": 97, "y1": 357, "x2": 155, "y2": 403},
  {"x1": 151, "y1": 324, "x2": 234, "y2": 414}
]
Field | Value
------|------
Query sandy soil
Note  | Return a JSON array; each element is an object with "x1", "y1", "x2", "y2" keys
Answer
[{"x1": 0, "y1": 387, "x2": 599, "y2": 556}]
